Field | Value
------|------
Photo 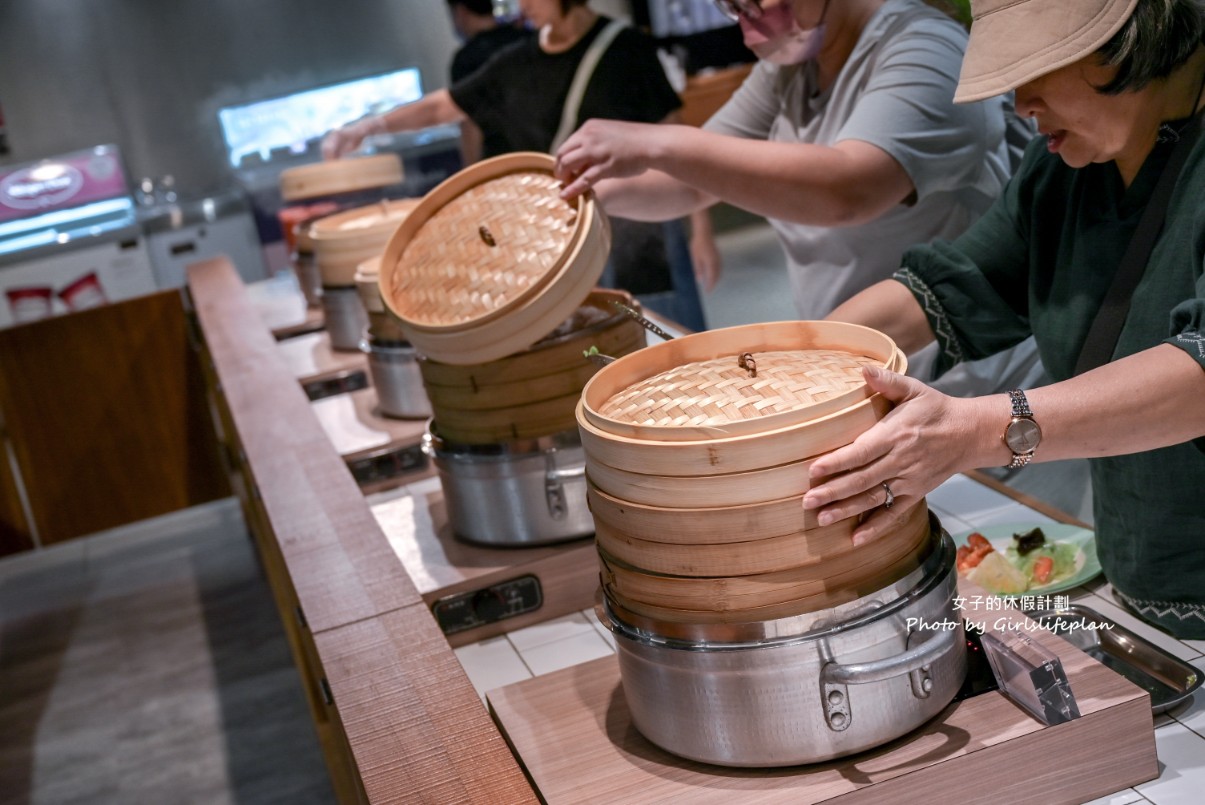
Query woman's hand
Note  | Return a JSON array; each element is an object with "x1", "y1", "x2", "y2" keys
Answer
[
  {"x1": 803, "y1": 366, "x2": 986, "y2": 546},
  {"x1": 554, "y1": 120, "x2": 665, "y2": 199}
]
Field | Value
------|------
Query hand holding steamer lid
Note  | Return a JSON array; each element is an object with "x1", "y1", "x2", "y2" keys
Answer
[{"x1": 376, "y1": 152, "x2": 609, "y2": 365}]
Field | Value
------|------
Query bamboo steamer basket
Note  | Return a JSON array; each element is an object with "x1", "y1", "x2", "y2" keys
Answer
[
  {"x1": 586, "y1": 483, "x2": 824, "y2": 544},
  {"x1": 421, "y1": 289, "x2": 646, "y2": 445},
  {"x1": 311, "y1": 198, "x2": 422, "y2": 287},
  {"x1": 279, "y1": 154, "x2": 403, "y2": 203},
  {"x1": 593, "y1": 514, "x2": 861, "y2": 577},
  {"x1": 355, "y1": 256, "x2": 409, "y2": 343},
  {"x1": 604, "y1": 519, "x2": 936, "y2": 626},
  {"x1": 599, "y1": 498, "x2": 930, "y2": 613},
  {"x1": 377, "y1": 152, "x2": 610, "y2": 366},
  {"x1": 587, "y1": 452, "x2": 818, "y2": 508},
  {"x1": 579, "y1": 320, "x2": 901, "y2": 443}
]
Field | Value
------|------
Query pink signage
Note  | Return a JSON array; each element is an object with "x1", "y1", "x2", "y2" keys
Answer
[{"x1": 0, "y1": 146, "x2": 130, "y2": 224}]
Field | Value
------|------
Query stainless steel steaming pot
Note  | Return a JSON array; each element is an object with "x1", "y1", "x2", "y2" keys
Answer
[
  {"x1": 423, "y1": 424, "x2": 594, "y2": 546},
  {"x1": 360, "y1": 335, "x2": 433, "y2": 419},
  {"x1": 597, "y1": 519, "x2": 965, "y2": 767}
]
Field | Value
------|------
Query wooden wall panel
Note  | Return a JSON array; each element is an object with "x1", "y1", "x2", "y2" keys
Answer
[
  {"x1": 0, "y1": 290, "x2": 229, "y2": 545},
  {"x1": 0, "y1": 438, "x2": 34, "y2": 557}
]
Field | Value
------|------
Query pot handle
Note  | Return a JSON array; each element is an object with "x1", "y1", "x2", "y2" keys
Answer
[
  {"x1": 818, "y1": 626, "x2": 959, "y2": 732},
  {"x1": 821, "y1": 625, "x2": 958, "y2": 686},
  {"x1": 544, "y1": 447, "x2": 585, "y2": 520}
]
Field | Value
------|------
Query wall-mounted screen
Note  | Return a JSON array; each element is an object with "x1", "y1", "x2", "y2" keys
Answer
[{"x1": 218, "y1": 67, "x2": 423, "y2": 169}]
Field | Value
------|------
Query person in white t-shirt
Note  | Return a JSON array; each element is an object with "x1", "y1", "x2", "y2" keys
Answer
[{"x1": 554, "y1": 0, "x2": 1040, "y2": 397}]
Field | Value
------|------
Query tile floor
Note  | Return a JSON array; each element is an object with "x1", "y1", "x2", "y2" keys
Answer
[{"x1": 453, "y1": 473, "x2": 1205, "y2": 805}]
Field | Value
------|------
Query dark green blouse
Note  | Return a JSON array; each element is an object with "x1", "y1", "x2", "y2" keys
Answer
[{"x1": 896, "y1": 128, "x2": 1205, "y2": 638}]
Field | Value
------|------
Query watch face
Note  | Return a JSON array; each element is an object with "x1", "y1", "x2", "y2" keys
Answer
[{"x1": 1006, "y1": 417, "x2": 1042, "y2": 453}]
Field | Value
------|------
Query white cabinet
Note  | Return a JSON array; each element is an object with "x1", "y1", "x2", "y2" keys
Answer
[{"x1": 145, "y1": 208, "x2": 267, "y2": 289}]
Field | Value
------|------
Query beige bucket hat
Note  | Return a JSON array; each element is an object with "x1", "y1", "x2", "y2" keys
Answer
[{"x1": 955, "y1": 0, "x2": 1140, "y2": 102}]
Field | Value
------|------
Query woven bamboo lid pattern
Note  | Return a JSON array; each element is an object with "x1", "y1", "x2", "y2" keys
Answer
[
  {"x1": 381, "y1": 153, "x2": 597, "y2": 332},
  {"x1": 279, "y1": 154, "x2": 403, "y2": 202},
  {"x1": 598, "y1": 348, "x2": 880, "y2": 428},
  {"x1": 376, "y1": 153, "x2": 609, "y2": 365},
  {"x1": 580, "y1": 321, "x2": 897, "y2": 441}
]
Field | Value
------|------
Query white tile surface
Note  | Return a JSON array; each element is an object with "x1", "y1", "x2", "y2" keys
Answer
[
  {"x1": 1169, "y1": 658, "x2": 1205, "y2": 739},
  {"x1": 926, "y1": 505, "x2": 975, "y2": 536},
  {"x1": 453, "y1": 636, "x2": 532, "y2": 700},
  {"x1": 1136, "y1": 722, "x2": 1205, "y2": 805},
  {"x1": 514, "y1": 629, "x2": 614, "y2": 677},
  {"x1": 505, "y1": 611, "x2": 601, "y2": 652},
  {"x1": 584, "y1": 608, "x2": 617, "y2": 650},
  {"x1": 928, "y1": 475, "x2": 1017, "y2": 518},
  {"x1": 1081, "y1": 789, "x2": 1149, "y2": 805},
  {"x1": 1183, "y1": 639, "x2": 1205, "y2": 656}
]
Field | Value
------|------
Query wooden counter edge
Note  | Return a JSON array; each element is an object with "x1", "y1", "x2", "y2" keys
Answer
[{"x1": 187, "y1": 257, "x2": 538, "y2": 804}]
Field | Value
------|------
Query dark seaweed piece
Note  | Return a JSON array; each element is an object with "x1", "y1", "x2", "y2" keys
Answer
[{"x1": 1013, "y1": 526, "x2": 1047, "y2": 556}]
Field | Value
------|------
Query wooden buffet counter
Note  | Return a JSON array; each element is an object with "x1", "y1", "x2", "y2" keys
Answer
[
  {"x1": 187, "y1": 258, "x2": 537, "y2": 804},
  {"x1": 187, "y1": 257, "x2": 1161, "y2": 804}
]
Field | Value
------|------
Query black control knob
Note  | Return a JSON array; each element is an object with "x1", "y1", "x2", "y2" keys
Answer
[{"x1": 471, "y1": 588, "x2": 507, "y2": 623}]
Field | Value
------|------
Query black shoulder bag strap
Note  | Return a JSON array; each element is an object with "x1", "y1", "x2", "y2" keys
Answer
[{"x1": 1073, "y1": 112, "x2": 1203, "y2": 375}]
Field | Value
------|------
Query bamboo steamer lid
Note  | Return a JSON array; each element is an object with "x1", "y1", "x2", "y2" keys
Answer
[
  {"x1": 377, "y1": 152, "x2": 609, "y2": 365},
  {"x1": 580, "y1": 321, "x2": 899, "y2": 443},
  {"x1": 575, "y1": 387, "x2": 896, "y2": 478},
  {"x1": 598, "y1": 499, "x2": 930, "y2": 612},
  {"x1": 279, "y1": 154, "x2": 403, "y2": 202},
  {"x1": 311, "y1": 198, "x2": 422, "y2": 287}
]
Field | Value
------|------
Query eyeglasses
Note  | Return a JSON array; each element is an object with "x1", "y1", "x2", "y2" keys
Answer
[{"x1": 713, "y1": 0, "x2": 763, "y2": 21}]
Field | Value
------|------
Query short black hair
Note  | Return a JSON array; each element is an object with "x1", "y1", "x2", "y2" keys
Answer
[
  {"x1": 1095, "y1": 0, "x2": 1205, "y2": 94},
  {"x1": 561, "y1": 0, "x2": 591, "y2": 12},
  {"x1": 447, "y1": 0, "x2": 495, "y2": 16}
]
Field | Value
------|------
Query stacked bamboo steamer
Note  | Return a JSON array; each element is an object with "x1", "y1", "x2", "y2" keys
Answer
[
  {"x1": 354, "y1": 256, "x2": 408, "y2": 343},
  {"x1": 309, "y1": 197, "x2": 421, "y2": 350},
  {"x1": 418, "y1": 288, "x2": 646, "y2": 444},
  {"x1": 377, "y1": 152, "x2": 638, "y2": 443},
  {"x1": 578, "y1": 320, "x2": 934, "y2": 624},
  {"x1": 278, "y1": 154, "x2": 404, "y2": 309},
  {"x1": 375, "y1": 152, "x2": 640, "y2": 544}
]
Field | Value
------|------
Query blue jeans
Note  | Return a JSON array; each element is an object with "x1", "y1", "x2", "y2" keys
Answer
[{"x1": 626, "y1": 219, "x2": 708, "y2": 333}]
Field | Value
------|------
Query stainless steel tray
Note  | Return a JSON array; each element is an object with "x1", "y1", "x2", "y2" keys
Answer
[{"x1": 1028, "y1": 605, "x2": 1202, "y2": 714}]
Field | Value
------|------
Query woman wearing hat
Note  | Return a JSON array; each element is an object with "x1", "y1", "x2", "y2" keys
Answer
[{"x1": 801, "y1": 0, "x2": 1205, "y2": 637}]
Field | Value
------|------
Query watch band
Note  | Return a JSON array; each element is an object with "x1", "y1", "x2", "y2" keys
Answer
[
  {"x1": 1007, "y1": 388, "x2": 1032, "y2": 418},
  {"x1": 1004, "y1": 389, "x2": 1038, "y2": 469}
]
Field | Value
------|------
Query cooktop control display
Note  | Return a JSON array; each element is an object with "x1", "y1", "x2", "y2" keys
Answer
[
  {"x1": 345, "y1": 443, "x2": 427, "y2": 488},
  {"x1": 432, "y1": 575, "x2": 543, "y2": 635}
]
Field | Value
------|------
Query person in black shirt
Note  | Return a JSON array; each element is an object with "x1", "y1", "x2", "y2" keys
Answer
[
  {"x1": 447, "y1": 0, "x2": 530, "y2": 84},
  {"x1": 321, "y1": 0, "x2": 715, "y2": 331},
  {"x1": 446, "y1": 0, "x2": 532, "y2": 164}
]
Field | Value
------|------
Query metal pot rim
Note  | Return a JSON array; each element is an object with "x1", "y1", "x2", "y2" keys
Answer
[
  {"x1": 603, "y1": 518, "x2": 953, "y2": 650},
  {"x1": 422, "y1": 420, "x2": 582, "y2": 458}
]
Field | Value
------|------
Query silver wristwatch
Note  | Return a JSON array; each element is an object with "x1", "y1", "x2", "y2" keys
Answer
[{"x1": 1003, "y1": 389, "x2": 1041, "y2": 469}]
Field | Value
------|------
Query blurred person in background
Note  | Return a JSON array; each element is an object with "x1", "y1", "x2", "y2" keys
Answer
[
  {"x1": 323, "y1": 0, "x2": 716, "y2": 331},
  {"x1": 445, "y1": 0, "x2": 533, "y2": 164}
]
